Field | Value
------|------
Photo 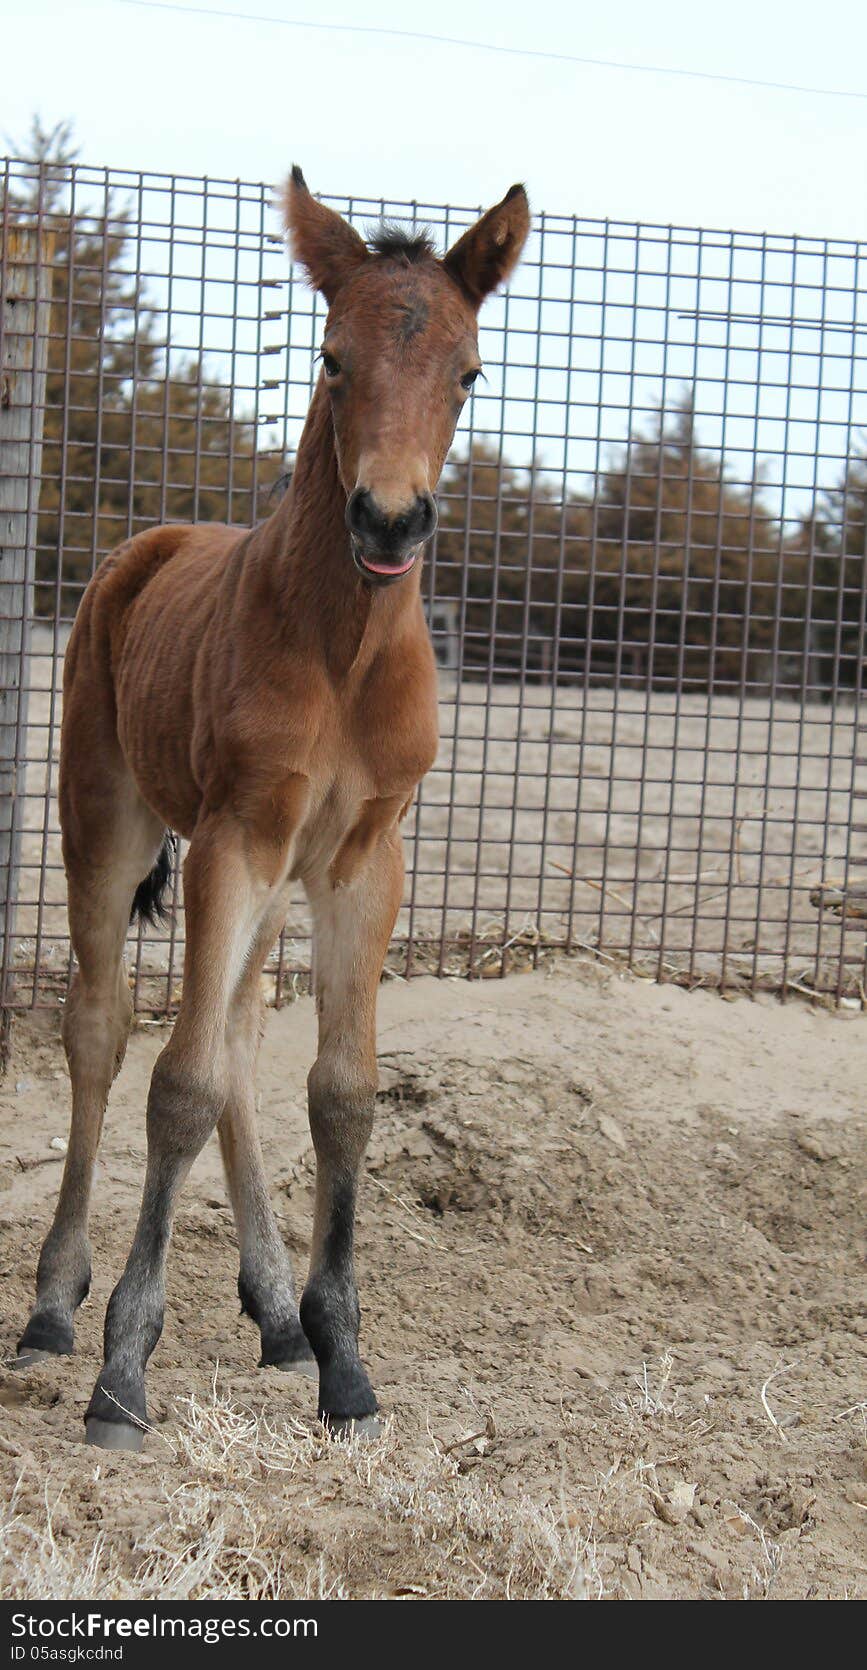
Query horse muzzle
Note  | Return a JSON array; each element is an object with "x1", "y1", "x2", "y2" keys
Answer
[{"x1": 346, "y1": 488, "x2": 437, "y2": 585}]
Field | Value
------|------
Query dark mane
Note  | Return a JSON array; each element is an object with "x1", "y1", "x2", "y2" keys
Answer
[{"x1": 367, "y1": 223, "x2": 436, "y2": 263}]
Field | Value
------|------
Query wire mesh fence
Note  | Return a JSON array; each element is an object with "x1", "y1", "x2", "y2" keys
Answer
[{"x1": 1, "y1": 154, "x2": 865, "y2": 1014}]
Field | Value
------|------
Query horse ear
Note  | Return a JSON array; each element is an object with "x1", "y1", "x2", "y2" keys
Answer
[
  {"x1": 283, "y1": 166, "x2": 369, "y2": 305},
  {"x1": 443, "y1": 184, "x2": 530, "y2": 310}
]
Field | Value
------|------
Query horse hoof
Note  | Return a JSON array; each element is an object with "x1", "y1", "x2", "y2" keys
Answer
[
  {"x1": 85, "y1": 1418, "x2": 146, "y2": 1453},
  {"x1": 324, "y1": 1413, "x2": 382, "y2": 1441},
  {"x1": 273, "y1": 1357, "x2": 317, "y2": 1379},
  {"x1": 12, "y1": 1347, "x2": 60, "y2": 1371}
]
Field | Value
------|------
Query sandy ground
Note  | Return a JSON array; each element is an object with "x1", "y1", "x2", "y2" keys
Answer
[
  {"x1": 1, "y1": 958, "x2": 865, "y2": 1600},
  {"x1": 10, "y1": 626, "x2": 863, "y2": 1006}
]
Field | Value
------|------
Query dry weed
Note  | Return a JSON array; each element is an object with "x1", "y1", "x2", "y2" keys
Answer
[{"x1": 0, "y1": 1380, "x2": 596, "y2": 1601}]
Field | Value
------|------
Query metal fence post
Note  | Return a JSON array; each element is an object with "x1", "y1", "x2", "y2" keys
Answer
[{"x1": 0, "y1": 226, "x2": 53, "y2": 1020}]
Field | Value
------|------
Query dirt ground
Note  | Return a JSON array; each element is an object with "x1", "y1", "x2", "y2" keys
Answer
[{"x1": 0, "y1": 958, "x2": 864, "y2": 1600}]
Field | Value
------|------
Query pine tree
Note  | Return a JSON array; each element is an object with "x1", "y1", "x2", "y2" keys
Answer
[
  {"x1": 804, "y1": 448, "x2": 866, "y2": 693},
  {"x1": 434, "y1": 441, "x2": 590, "y2": 676},
  {"x1": 433, "y1": 397, "x2": 788, "y2": 689},
  {"x1": 589, "y1": 392, "x2": 784, "y2": 688},
  {"x1": 3, "y1": 120, "x2": 278, "y2": 616}
]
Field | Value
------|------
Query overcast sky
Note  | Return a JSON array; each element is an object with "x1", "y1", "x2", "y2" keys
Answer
[{"x1": 2, "y1": 0, "x2": 866, "y2": 242}]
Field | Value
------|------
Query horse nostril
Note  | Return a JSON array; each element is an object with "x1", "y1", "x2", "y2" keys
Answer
[
  {"x1": 346, "y1": 488, "x2": 373, "y2": 539},
  {"x1": 416, "y1": 493, "x2": 437, "y2": 540}
]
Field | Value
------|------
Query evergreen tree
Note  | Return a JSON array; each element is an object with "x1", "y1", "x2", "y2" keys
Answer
[
  {"x1": 800, "y1": 446, "x2": 867, "y2": 693},
  {"x1": 434, "y1": 441, "x2": 590, "y2": 676},
  {"x1": 433, "y1": 398, "x2": 785, "y2": 689},
  {"x1": 589, "y1": 393, "x2": 783, "y2": 687},
  {"x1": 2, "y1": 120, "x2": 279, "y2": 616}
]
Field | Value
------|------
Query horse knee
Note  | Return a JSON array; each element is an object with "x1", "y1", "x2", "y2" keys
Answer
[
  {"x1": 307, "y1": 1056, "x2": 375, "y2": 1166},
  {"x1": 62, "y1": 973, "x2": 131, "y2": 1088},
  {"x1": 146, "y1": 1051, "x2": 225, "y2": 1158}
]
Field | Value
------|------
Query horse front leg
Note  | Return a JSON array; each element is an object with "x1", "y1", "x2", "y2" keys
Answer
[
  {"x1": 300, "y1": 828, "x2": 404, "y2": 1435},
  {"x1": 84, "y1": 815, "x2": 267, "y2": 1451}
]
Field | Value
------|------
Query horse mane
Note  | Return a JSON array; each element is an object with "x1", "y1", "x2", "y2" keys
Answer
[{"x1": 367, "y1": 223, "x2": 436, "y2": 264}]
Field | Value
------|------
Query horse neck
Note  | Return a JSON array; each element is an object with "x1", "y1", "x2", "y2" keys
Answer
[{"x1": 265, "y1": 382, "x2": 421, "y2": 675}]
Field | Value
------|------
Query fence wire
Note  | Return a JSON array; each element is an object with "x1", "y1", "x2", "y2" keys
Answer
[{"x1": 1, "y1": 157, "x2": 865, "y2": 1012}]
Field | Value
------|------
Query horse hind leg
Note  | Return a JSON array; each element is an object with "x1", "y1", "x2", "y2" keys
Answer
[
  {"x1": 219, "y1": 895, "x2": 314, "y2": 1375},
  {"x1": 16, "y1": 790, "x2": 166, "y2": 1368},
  {"x1": 221, "y1": 1096, "x2": 314, "y2": 1375}
]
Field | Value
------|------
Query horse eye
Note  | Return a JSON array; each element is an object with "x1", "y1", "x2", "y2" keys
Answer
[
  {"x1": 460, "y1": 368, "x2": 480, "y2": 391},
  {"x1": 322, "y1": 352, "x2": 341, "y2": 379}
]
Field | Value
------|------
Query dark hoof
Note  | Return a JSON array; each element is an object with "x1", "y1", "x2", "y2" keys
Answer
[
  {"x1": 258, "y1": 1324, "x2": 316, "y2": 1374},
  {"x1": 12, "y1": 1346, "x2": 63, "y2": 1371},
  {"x1": 85, "y1": 1417, "x2": 146, "y2": 1453},
  {"x1": 17, "y1": 1313, "x2": 74, "y2": 1359},
  {"x1": 273, "y1": 1356, "x2": 317, "y2": 1379},
  {"x1": 323, "y1": 1413, "x2": 383, "y2": 1441}
]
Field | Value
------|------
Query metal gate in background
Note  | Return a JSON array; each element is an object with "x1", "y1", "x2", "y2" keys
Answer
[{"x1": 1, "y1": 155, "x2": 865, "y2": 1014}]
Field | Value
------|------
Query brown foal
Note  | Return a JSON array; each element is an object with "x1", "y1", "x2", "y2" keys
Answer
[{"x1": 16, "y1": 168, "x2": 530, "y2": 1449}]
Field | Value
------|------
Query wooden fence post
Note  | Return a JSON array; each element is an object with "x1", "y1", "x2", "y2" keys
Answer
[{"x1": 0, "y1": 226, "x2": 53, "y2": 1018}]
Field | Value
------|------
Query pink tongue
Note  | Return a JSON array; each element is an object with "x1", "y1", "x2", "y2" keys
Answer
[{"x1": 361, "y1": 552, "x2": 416, "y2": 576}]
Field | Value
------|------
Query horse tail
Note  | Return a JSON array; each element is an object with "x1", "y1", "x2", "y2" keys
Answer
[{"x1": 129, "y1": 831, "x2": 176, "y2": 928}]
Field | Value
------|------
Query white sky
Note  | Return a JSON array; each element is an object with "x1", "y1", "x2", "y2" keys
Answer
[{"x1": 2, "y1": 0, "x2": 866, "y2": 242}]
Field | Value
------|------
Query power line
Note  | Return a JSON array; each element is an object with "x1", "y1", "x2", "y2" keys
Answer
[{"x1": 116, "y1": 0, "x2": 867, "y2": 104}]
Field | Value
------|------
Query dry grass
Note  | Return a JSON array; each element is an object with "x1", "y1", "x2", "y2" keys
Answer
[
  {"x1": 0, "y1": 1379, "x2": 598, "y2": 1601},
  {"x1": 0, "y1": 1479, "x2": 124, "y2": 1600},
  {"x1": 2, "y1": 1365, "x2": 813, "y2": 1602},
  {"x1": 609, "y1": 1349, "x2": 682, "y2": 1422}
]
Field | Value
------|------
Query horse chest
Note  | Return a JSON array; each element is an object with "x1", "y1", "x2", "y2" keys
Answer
[
  {"x1": 292, "y1": 691, "x2": 433, "y2": 888},
  {"x1": 345, "y1": 655, "x2": 439, "y2": 786},
  {"x1": 287, "y1": 774, "x2": 383, "y2": 889}
]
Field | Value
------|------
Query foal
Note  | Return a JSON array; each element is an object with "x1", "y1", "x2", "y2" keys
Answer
[{"x1": 17, "y1": 169, "x2": 530, "y2": 1449}]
